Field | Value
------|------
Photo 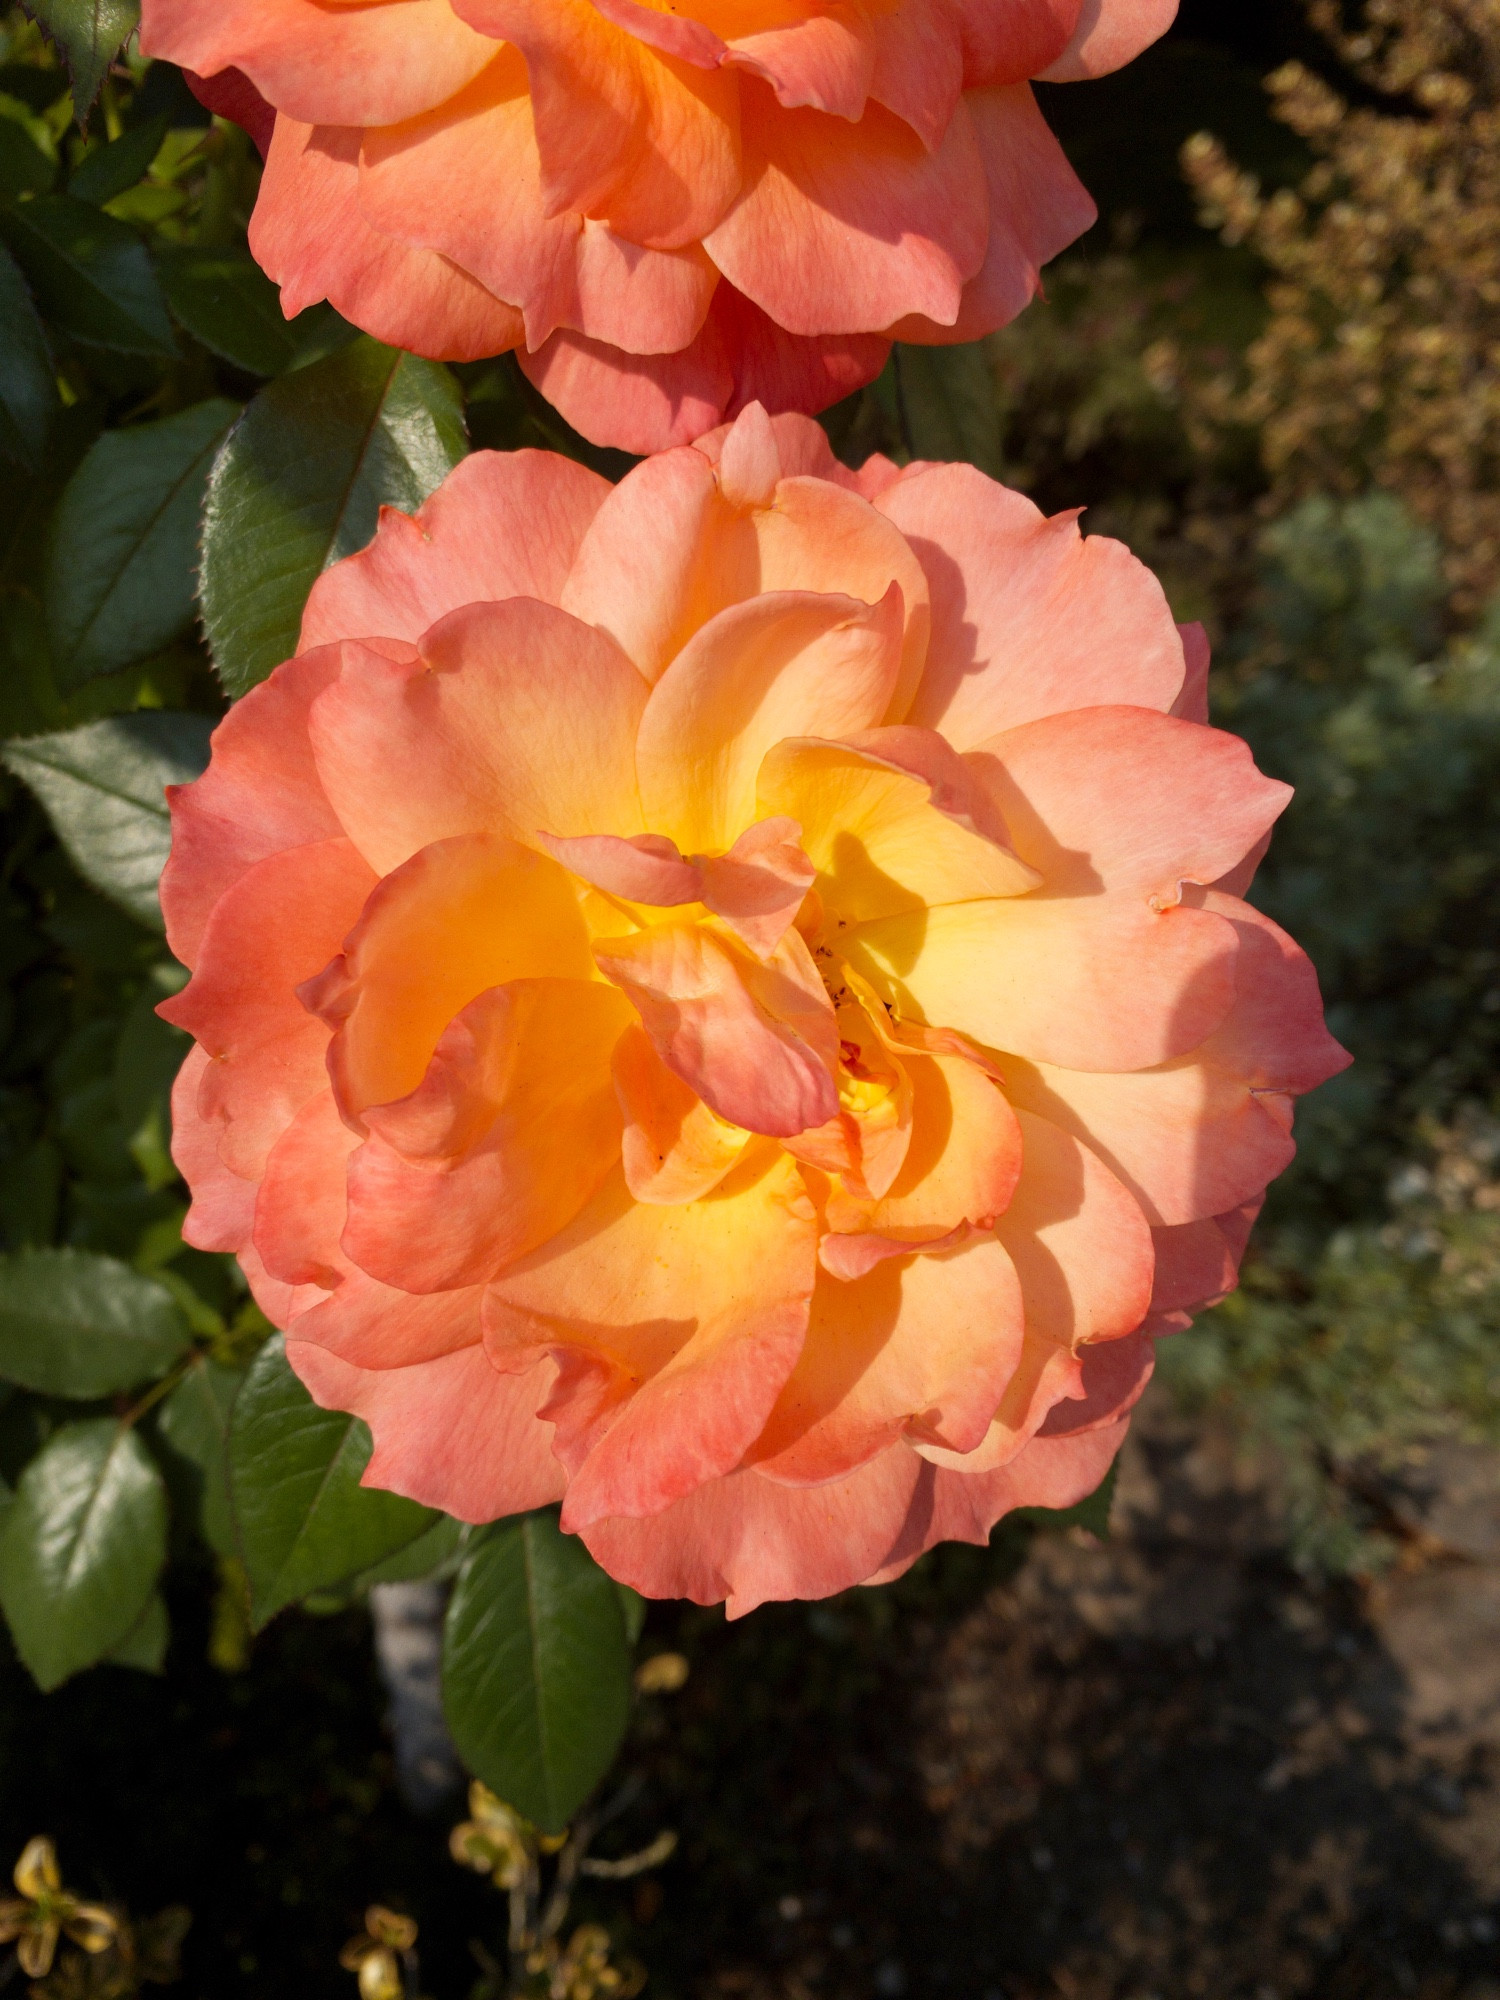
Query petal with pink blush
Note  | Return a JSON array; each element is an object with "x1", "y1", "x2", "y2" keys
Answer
[
  {"x1": 562, "y1": 445, "x2": 741, "y2": 682},
  {"x1": 637, "y1": 587, "x2": 903, "y2": 853},
  {"x1": 141, "y1": 0, "x2": 501, "y2": 128},
  {"x1": 170, "y1": 1047, "x2": 256, "y2": 1254},
  {"x1": 542, "y1": 817, "x2": 814, "y2": 958},
  {"x1": 578, "y1": 1443, "x2": 930, "y2": 1612},
  {"x1": 844, "y1": 891, "x2": 1241, "y2": 1074},
  {"x1": 594, "y1": 922, "x2": 839, "y2": 1139},
  {"x1": 692, "y1": 408, "x2": 864, "y2": 489},
  {"x1": 724, "y1": 8, "x2": 875, "y2": 122},
  {"x1": 1195, "y1": 892, "x2": 1351, "y2": 1096},
  {"x1": 865, "y1": 0, "x2": 963, "y2": 148},
  {"x1": 750, "y1": 1233, "x2": 1025, "y2": 1483},
  {"x1": 290, "y1": 1266, "x2": 488, "y2": 1371},
  {"x1": 758, "y1": 736, "x2": 1038, "y2": 925},
  {"x1": 159, "y1": 838, "x2": 377, "y2": 1179},
  {"x1": 182, "y1": 64, "x2": 274, "y2": 156},
  {"x1": 968, "y1": 706, "x2": 1291, "y2": 905},
  {"x1": 485, "y1": 1149, "x2": 816, "y2": 1524},
  {"x1": 308, "y1": 607, "x2": 647, "y2": 877},
  {"x1": 1147, "y1": 1199, "x2": 1261, "y2": 1324},
  {"x1": 1039, "y1": 0, "x2": 1178, "y2": 80},
  {"x1": 453, "y1": 0, "x2": 742, "y2": 247},
  {"x1": 706, "y1": 84, "x2": 987, "y2": 335},
  {"x1": 1000, "y1": 1052, "x2": 1296, "y2": 1228},
  {"x1": 946, "y1": 0, "x2": 1080, "y2": 87},
  {"x1": 882, "y1": 465, "x2": 1188, "y2": 744},
  {"x1": 358, "y1": 60, "x2": 719, "y2": 353},
  {"x1": 299, "y1": 451, "x2": 608, "y2": 652},
  {"x1": 520, "y1": 282, "x2": 890, "y2": 456},
  {"x1": 887, "y1": 84, "x2": 1095, "y2": 346},
  {"x1": 341, "y1": 979, "x2": 631, "y2": 1292},
  {"x1": 1037, "y1": 1326, "x2": 1154, "y2": 1436},
  {"x1": 1172, "y1": 621, "x2": 1211, "y2": 724},
  {"x1": 613, "y1": 1025, "x2": 750, "y2": 1204},
  {"x1": 288, "y1": 1339, "x2": 566, "y2": 1523},
  {"x1": 251, "y1": 122, "x2": 524, "y2": 362},
  {"x1": 253, "y1": 1087, "x2": 357, "y2": 1288},
  {"x1": 302, "y1": 834, "x2": 594, "y2": 1123},
  {"x1": 876, "y1": 1418, "x2": 1130, "y2": 1586},
  {"x1": 160, "y1": 644, "x2": 347, "y2": 970},
  {"x1": 995, "y1": 1109, "x2": 1154, "y2": 1349}
]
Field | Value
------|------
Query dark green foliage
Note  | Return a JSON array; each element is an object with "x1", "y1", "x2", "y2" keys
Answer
[{"x1": 443, "y1": 1514, "x2": 634, "y2": 1831}]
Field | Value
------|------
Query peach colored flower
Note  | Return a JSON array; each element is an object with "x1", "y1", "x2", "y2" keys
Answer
[
  {"x1": 160, "y1": 407, "x2": 1347, "y2": 1612},
  {"x1": 140, "y1": 0, "x2": 1177, "y2": 452}
]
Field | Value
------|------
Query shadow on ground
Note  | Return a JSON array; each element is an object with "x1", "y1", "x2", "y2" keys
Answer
[{"x1": 4, "y1": 1391, "x2": 1500, "y2": 2000}]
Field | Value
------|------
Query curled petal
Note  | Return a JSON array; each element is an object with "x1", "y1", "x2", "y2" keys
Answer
[
  {"x1": 888, "y1": 83, "x2": 1095, "y2": 346},
  {"x1": 141, "y1": 0, "x2": 501, "y2": 128},
  {"x1": 594, "y1": 922, "x2": 839, "y2": 1139},
  {"x1": 1040, "y1": 0, "x2": 1178, "y2": 80},
  {"x1": 706, "y1": 84, "x2": 987, "y2": 336},
  {"x1": 343, "y1": 979, "x2": 632, "y2": 1291},
  {"x1": 160, "y1": 838, "x2": 376, "y2": 1178},
  {"x1": 758, "y1": 734, "x2": 1038, "y2": 926},
  {"x1": 750, "y1": 1233, "x2": 1026, "y2": 1482},
  {"x1": 967, "y1": 704, "x2": 1292, "y2": 905},
  {"x1": 453, "y1": 0, "x2": 741, "y2": 246},
  {"x1": 636, "y1": 585, "x2": 903, "y2": 853},
  {"x1": 301, "y1": 833, "x2": 592, "y2": 1124},
  {"x1": 252, "y1": 121, "x2": 523, "y2": 360},
  {"x1": 160, "y1": 643, "x2": 347, "y2": 970},
  {"x1": 613, "y1": 1025, "x2": 750, "y2": 1203},
  {"x1": 485, "y1": 1149, "x2": 817, "y2": 1524}
]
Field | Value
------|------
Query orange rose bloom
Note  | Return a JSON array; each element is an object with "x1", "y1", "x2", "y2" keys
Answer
[
  {"x1": 161, "y1": 408, "x2": 1347, "y2": 1612},
  {"x1": 139, "y1": 0, "x2": 1177, "y2": 451}
]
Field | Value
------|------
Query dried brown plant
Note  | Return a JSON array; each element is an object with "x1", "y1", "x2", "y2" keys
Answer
[{"x1": 1182, "y1": 0, "x2": 1500, "y2": 613}]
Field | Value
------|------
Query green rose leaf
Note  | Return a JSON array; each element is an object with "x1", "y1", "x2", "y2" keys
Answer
[
  {"x1": 0, "y1": 193, "x2": 174, "y2": 355},
  {"x1": 200, "y1": 337, "x2": 467, "y2": 697},
  {"x1": 2, "y1": 710, "x2": 213, "y2": 926},
  {"x1": 45, "y1": 397, "x2": 238, "y2": 690},
  {"x1": 228, "y1": 1335, "x2": 437, "y2": 1629},
  {"x1": 0, "y1": 1418, "x2": 167, "y2": 1690},
  {"x1": 894, "y1": 342, "x2": 1006, "y2": 478},
  {"x1": 443, "y1": 1513, "x2": 632, "y2": 1833},
  {"x1": 0, "y1": 1246, "x2": 192, "y2": 1396},
  {"x1": 104, "y1": 1587, "x2": 168, "y2": 1672},
  {"x1": 0, "y1": 240, "x2": 58, "y2": 472},
  {"x1": 156, "y1": 1355, "x2": 243, "y2": 1557},
  {"x1": 67, "y1": 110, "x2": 169, "y2": 206},
  {"x1": 23, "y1": 0, "x2": 141, "y2": 114},
  {"x1": 158, "y1": 248, "x2": 350, "y2": 379}
]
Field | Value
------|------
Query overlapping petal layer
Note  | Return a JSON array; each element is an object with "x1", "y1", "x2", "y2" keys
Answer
[
  {"x1": 162, "y1": 411, "x2": 1347, "y2": 1610},
  {"x1": 141, "y1": 0, "x2": 1178, "y2": 448}
]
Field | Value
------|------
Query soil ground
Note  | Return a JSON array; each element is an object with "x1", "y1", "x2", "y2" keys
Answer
[{"x1": 5, "y1": 1386, "x2": 1499, "y2": 1999}]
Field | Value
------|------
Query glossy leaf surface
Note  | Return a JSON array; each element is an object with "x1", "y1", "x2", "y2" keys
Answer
[
  {"x1": 2, "y1": 711, "x2": 213, "y2": 926},
  {"x1": 443, "y1": 1513, "x2": 632, "y2": 1832},
  {"x1": 200, "y1": 339, "x2": 466, "y2": 697},
  {"x1": 0, "y1": 1419, "x2": 167, "y2": 1689},
  {"x1": 228, "y1": 1336, "x2": 437, "y2": 1628}
]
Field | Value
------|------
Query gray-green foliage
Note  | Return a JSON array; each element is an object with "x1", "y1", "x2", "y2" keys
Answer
[{"x1": 1158, "y1": 492, "x2": 1500, "y2": 1570}]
